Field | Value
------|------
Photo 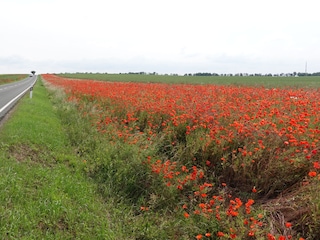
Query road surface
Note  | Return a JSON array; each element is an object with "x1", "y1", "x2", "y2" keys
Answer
[{"x1": 0, "y1": 75, "x2": 37, "y2": 120}]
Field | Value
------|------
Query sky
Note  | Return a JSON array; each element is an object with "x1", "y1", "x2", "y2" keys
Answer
[{"x1": 1, "y1": 0, "x2": 320, "y2": 75}]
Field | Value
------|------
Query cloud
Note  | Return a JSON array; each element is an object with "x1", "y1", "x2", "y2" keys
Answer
[{"x1": 1, "y1": 0, "x2": 320, "y2": 74}]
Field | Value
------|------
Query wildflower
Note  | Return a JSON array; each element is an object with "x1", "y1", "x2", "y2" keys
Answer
[
  {"x1": 235, "y1": 198, "x2": 242, "y2": 207},
  {"x1": 252, "y1": 186, "x2": 257, "y2": 193},
  {"x1": 308, "y1": 171, "x2": 317, "y2": 177},
  {"x1": 194, "y1": 210, "x2": 201, "y2": 215},
  {"x1": 184, "y1": 212, "x2": 190, "y2": 218},
  {"x1": 267, "y1": 233, "x2": 276, "y2": 240},
  {"x1": 229, "y1": 210, "x2": 239, "y2": 217},
  {"x1": 285, "y1": 222, "x2": 292, "y2": 228},
  {"x1": 177, "y1": 185, "x2": 183, "y2": 190},
  {"x1": 198, "y1": 203, "x2": 206, "y2": 209},
  {"x1": 245, "y1": 199, "x2": 254, "y2": 214},
  {"x1": 181, "y1": 165, "x2": 188, "y2": 172},
  {"x1": 217, "y1": 231, "x2": 224, "y2": 237},
  {"x1": 246, "y1": 199, "x2": 254, "y2": 207},
  {"x1": 201, "y1": 193, "x2": 207, "y2": 198},
  {"x1": 313, "y1": 161, "x2": 320, "y2": 169},
  {"x1": 196, "y1": 234, "x2": 203, "y2": 240},
  {"x1": 140, "y1": 206, "x2": 149, "y2": 211},
  {"x1": 205, "y1": 232, "x2": 211, "y2": 237}
]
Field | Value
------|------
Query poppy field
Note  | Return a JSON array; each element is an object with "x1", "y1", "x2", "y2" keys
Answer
[{"x1": 42, "y1": 74, "x2": 320, "y2": 239}]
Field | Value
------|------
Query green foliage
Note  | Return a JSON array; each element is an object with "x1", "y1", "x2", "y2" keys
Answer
[
  {"x1": 1, "y1": 74, "x2": 319, "y2": 239},
  {"x1": 0, "y1": 74, "x2": 28, "y2": 85},
  {"x1": 59, "y1": 73, "x2": 320, "y2": 88},
  {"x1": 0, "y1": 79, "x2": 116, "y2": 239}
]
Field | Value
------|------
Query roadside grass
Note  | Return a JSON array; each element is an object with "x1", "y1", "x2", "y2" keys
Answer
[
  {"x1": 0, "y1": 74, "x2": 28, "y2": 85},
  {"x1": 0, "y1": 77, "x2": 191, "y2": 239},
  {"x1": 1, "y1": 74, "x2": 319, "y2": 239},
  {"x1": 59, "y1": 73, "x2": 320, "y2": 88},
  {"x1": 0, "y1": 79, "x2": 117, "y2": 239}
]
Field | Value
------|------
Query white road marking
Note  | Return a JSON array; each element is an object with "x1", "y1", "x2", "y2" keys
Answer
[{"x1": 0, "y1": 77, "x2": 37, "y2": 114}]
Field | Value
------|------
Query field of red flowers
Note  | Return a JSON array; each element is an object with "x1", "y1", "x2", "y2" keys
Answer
[{"x1": 42, "y1": 74, "x2": 319, "y2": 239}]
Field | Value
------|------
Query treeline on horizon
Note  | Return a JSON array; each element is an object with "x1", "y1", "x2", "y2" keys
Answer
[
  {"x1": 67, "y1": 71, "x2": 320, "y2": 77},
  {"x1": 189, "y1": 72, "x2": 320, "y2": 77}
]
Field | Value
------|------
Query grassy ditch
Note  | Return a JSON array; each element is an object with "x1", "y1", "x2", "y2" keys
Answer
[{"x1": 0, "y1": 79, "x2": 117, "y2": 239}]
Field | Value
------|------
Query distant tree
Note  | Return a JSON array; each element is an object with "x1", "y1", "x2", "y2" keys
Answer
[
  {"x1": 193, "y1": 72, "x2": 219, "y2": 76},
  {"x1": 31, "y1": 71, "x2": 36, "y2": 75}
]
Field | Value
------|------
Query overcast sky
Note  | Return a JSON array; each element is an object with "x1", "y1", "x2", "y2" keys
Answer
[{"x1": 1, "y1": 0, "x2": 319, "y2": 75}]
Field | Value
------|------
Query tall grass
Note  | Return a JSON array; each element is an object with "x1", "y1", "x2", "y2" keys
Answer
[{"x1": 0, "y1": 78, "x2": 118, "y2": 239}]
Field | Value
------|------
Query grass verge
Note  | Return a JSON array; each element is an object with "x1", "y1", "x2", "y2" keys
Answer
[{"x1": 0, "y1": 78, "x2": 116, "y2": 239}]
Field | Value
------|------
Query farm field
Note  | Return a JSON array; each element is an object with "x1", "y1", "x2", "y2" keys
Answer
[
  {"x1": 41, "y1": 74, "x2": 320, "y2": 239},
  {"x1": 0, "y1": 74, "x2": 28, "y2": 85},
  {"x1": 59, "y1": 73, "x2": 320, "y2": 88}
]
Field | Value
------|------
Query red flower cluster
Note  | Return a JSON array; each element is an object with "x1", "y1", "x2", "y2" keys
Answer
[{"x1": 42, "y1": 74, "x2": 320, "y2": 239}]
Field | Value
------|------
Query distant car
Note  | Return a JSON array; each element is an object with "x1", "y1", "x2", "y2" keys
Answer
[{"x1": 29, "y1": 75, "x2": 33, "y2": 77}]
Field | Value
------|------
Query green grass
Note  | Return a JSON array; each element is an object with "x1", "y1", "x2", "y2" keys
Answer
[
  {"x1": 0, "y1": 78, "x2": 117, "y2": 239},
  {"x1": 0, "y1": 76, "x2": 185, "y2": 239},
  {"x1": 1, "y1": 74, "x2": 319, "y2": 239},
  {"x1": 59, "y1": 73, "x2": 320, "y2": 88},
  {"x1": 0, "y1": 74, "x2": 28, "y2": 85}
]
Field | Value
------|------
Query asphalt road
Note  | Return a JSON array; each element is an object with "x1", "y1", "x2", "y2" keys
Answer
[{"x1": 0, "y1": 75, "x2": 37, "y2": 120}]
